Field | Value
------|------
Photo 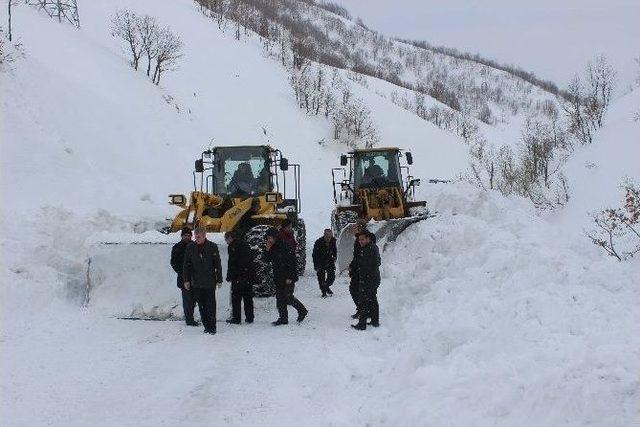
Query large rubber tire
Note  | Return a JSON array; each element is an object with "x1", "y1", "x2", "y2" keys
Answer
[
  {"x1": 331, "y1": 209, "x2": 359, "y2": 236},
  {"x1": 245, "y1": 224, "x2": 276, "y2": 297},
  {"x1": 293, "y1": 218, "x2": 307, "y2": 277}
]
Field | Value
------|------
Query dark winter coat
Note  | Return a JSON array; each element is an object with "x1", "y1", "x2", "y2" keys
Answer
[
  {"x1": 312, "y1": 236, "x2": 337, "y2": 270},
  {"x1": 278, "y1": 228, "x2": 297, "y2": 249},
  {"x1": 226, "y1": 239, "x2": 255, "y2": 283},
  {"x1": 183, "y1": 240, "x2": 223, "y2": 289},
  {"x1": 355, "y1": 241, "x2": 381, "y2": 289},
  {"x1": 265, "y1": 238, "x2": 299, "y2": 285},
  {"x1": 349, "y1": 231, "x2": 377, "y2": 274},
  {"x1": 170, "y1": 240, "x2": 190, "y2": 288}
]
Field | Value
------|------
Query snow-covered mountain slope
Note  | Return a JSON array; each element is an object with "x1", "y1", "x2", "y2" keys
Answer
[
  {"x1": 0, "y1": 0, "x2": 468, "y2": 229},
  {"x1": 333, "y1": 0, "x2": 640, "y2": 88},
  {"x1": 1, "y1": 1, "x2": 639, "y2": 427}
]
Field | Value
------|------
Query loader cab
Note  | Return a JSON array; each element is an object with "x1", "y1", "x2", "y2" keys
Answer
[
  {"x1": 211, "y1": 146, "x2": 271, "y2": 196},
  {"x1": 332, "y1": 148, "x2": 418, "y2": 204},
  {"x1": 193, "y1": 145, "x2": 301, "y2": 211},
  {"x1": 353, "y1": 150, "x2": 402, "y2": 189}
]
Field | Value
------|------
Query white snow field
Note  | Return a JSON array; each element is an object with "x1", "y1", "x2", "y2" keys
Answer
[{"x1": 1, "y1": 1, "x2": 639, "y2": 427}]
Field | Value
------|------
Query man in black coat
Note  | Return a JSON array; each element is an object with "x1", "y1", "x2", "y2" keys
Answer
[
  {"x1": 265, "y1": 228, "x2": 308, "y2": 326},
  {"x1": 224, "y1": 231, "x2": 255, "y2": 324},
  {"x1": 352, "y1": 231, "x2": 381, "y2": 331},
  {"x1": 312, "y1": 229, "x2": 337, "y2": 297},
  {"x1": 170, "y1": 226, "x2": 198, "y2": 326},
  {"x1": 348, "y1": 222, "x2": 376, "y2": 318},
  {"x1": 183, "y1": 227, "x2": 223, "y2": 334}
]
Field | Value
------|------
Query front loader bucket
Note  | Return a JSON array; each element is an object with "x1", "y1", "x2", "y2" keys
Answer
[
  {"x1": 85, "y1": 231, "x2": 228, "y2": 320},
  {"x1": 336, "y1": 212, "x2": 435, "y2": 274}
]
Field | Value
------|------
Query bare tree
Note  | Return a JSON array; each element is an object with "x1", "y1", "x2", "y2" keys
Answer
[
  {"x1": 585, "y1": 55, "x2": 615, "y2": 129},
  {"x1": 564, "y1": 56, "x2": 615, "y2": 145},
  {"x1": 563, "y1": 75, "x2": 593, "y2": 145},
  {"x1": 152, "y1": 26, "x2": 183, "y2": 85},
  {"x1": 7, "y1": 0, "x2": 19, "y2": 42},
  {"x1": 111, "y1": 10, "x2": 144, "y2": 70},
  {"x1": 137, "y1": 15, "x2": 160, "y2": 77}
]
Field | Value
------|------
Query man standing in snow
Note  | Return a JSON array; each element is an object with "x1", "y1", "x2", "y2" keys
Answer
[
  {"x1": 183, "y1": 227, "x2": 223, "y2": 335},
  {"x1": 265, "y1": 228, "x2": 308, "y2": 326},
  {"x1": 312, "y1": 228, "x2": 337, "y2": 297},
  {"x1": 170, "y1": 226, "x2": 198, "y2": 326},
  {"x1": 348, "y1": 221, "x2": 376, "y2": 319},
  {"x1": 224, "y1": 231, "x2": 255, "y2": 325},
  {"x1": 352, "y1": 231, "x2": 381, "y2": 331}
]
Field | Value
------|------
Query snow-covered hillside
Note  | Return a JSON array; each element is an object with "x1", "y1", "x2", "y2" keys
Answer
[
  {"x1": 1, "y1": 1, "x2": 639, "y2": 426},
  {"x1": 333, "y1": 0, "x2": 640, "y2": 88},
  {"x1": 0, "y1": 0, "x2": 467, "y2": 227}
]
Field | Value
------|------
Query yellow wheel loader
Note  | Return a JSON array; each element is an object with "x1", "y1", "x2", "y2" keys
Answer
[
  {"x1": 86, "y1": 145, "x2": 306, "y2": 320},
  {"x1": 331, "y1": 147, "x2": 433, "y2": 272},
  {"x1": 165, "y1": 145, "x2": 306, "y2": 296}
]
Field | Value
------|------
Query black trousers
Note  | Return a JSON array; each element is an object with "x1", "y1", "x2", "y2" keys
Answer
[
  {"x1": 349, "y1": 274, "x2": 360, "y2": 311},
  {"x1": 358, "y1": 285, "x2": 379, "y2": 325},
  {"x1": 192, "y1": 287, "x2": 217, "y2": 331},
  {"x1": 316, "y1": 266, "x2": 336, "y2": 294},
  {"x1": 275, "y1": 281, "x2": 306, "y2": 321},
  {"x1": 180, "y1": 287, "x2": 196, "y2": 323},
  {"x1": 231, "y1": 281, "x2": 254, "y2": 322}
]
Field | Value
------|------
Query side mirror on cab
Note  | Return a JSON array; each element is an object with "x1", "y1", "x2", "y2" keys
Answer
[
  {"x1": 195, "y1": 159, "x2": 204, "y2": 173},
  {"x1": 405, "y1": 152, "x2": 413, "y2": 165},
  {"x1": 340, "y1": 155, "x2": 348, "y2": 166},
  {"x1": 280, "y1": 157, "x2": 289, "y2": 171}
]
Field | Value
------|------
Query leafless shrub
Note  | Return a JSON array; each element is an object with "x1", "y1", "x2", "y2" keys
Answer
[{"x1": 587, "y1": 181, "x2": 640, "y2": 261}]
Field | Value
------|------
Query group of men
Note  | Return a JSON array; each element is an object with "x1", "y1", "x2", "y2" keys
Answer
[{"x1": 170, "y1": 219, "x2": 381, "y2": 334}]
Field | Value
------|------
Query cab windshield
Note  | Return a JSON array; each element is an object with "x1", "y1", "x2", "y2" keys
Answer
[
  {"x1": 353, "y1": 151, "x2": 402, "y2": 189},
  {"x1": 213, "y1": 147, "x2": 270, "y2": 196}
]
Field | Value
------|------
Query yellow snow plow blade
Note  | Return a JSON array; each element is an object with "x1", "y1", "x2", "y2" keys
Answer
[{"x1": 336, "y1": 212, "x2": 435, "y2": 273}]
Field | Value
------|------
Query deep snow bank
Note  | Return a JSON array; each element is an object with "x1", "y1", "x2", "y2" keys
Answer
[{"x1": 360, "y1": 183, "x2": 640, "y2": 426}]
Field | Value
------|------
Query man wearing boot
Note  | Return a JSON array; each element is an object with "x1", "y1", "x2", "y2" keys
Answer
[
  {"x1": 348, "y1": 221, "x2": 376, "y2": 319},
  {"x1": 352, "y1": 231, "x2": 381, "y2": 331},
  {"x1": 312, "y1": 229, "x2": 337, "y2": 297},
  {"x1": 183, "y1": 227, "x2": 223, "y2": 335},
  {"x1": 170, "y1": 226, "x2": 198, "y2": 327},
  {"x1": 224, "y1": 231, "x2": 255, "y2": 325},
  {"x1": 265, "y1": 228, "x2": 308, "y2": 326}
]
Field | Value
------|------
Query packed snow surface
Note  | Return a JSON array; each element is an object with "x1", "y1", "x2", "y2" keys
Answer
[{"x1": 1, "y1": 0, "x2": 639, "y2": 426}]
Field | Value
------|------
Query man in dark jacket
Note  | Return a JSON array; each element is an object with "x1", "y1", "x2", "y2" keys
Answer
[
  {"x1": 170, "y1": 226, "x2": 198, "y2": 326},
  {"x1": 183, "y1": 227, "x2": 223, "y2": 334},
  {"x1": 312, "y1": 229, "x2": 337, "y2": 297},
  {"x1": 348, "y1": 221, "x2": 376, "y2": 318},
  {"x1": 224, "y1": 231, "x2": 255, "y2": 324},
  {"x1": 352, "y1": 231, "x2": 381, "y2": 331},
  {"x1": 265, "y1": 228, "x2": 308, "y2": 326}
]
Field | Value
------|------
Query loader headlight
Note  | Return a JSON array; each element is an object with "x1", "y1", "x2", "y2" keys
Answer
[
  {"x1": 169, "y1": 194, "x2": 186, "y2": 205},
  {"x1": 265, "y1": 193, "x2": 278, "y2": 203}
]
